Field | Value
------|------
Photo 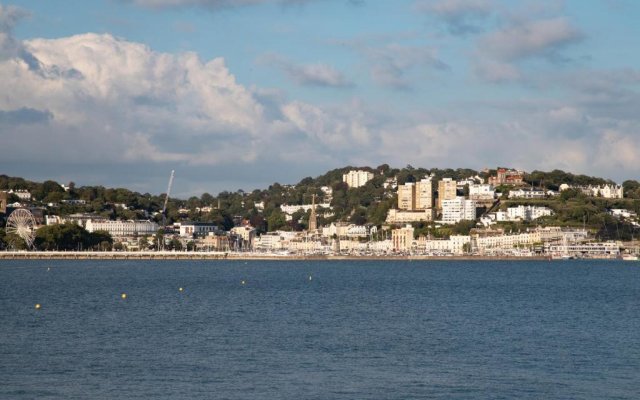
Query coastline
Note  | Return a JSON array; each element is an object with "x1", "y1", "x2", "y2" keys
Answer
[{"x1": 0, "y1": 251, "x2": 560, "y2": 261}]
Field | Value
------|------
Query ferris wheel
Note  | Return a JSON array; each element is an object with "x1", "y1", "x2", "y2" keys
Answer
[{"x1": 6, "y1": 208, "x2": 36, "y2": 248}]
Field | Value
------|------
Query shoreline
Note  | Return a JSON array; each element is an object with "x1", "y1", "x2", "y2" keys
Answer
[{"x1": 0, "y1": 251, "x2": 597, "y2": 261}]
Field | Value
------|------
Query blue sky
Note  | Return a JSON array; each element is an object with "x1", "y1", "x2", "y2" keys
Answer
[{"x1": 1, "y1": 0, "x2": 639, "y2": 196}]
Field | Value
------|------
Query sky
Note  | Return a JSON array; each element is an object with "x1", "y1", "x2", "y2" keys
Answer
[{"x1": 0, "y1": 0, "x2": 639, "y2": 197}]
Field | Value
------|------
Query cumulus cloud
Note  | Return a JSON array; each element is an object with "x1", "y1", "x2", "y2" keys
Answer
[
  {"x1": 259, "y1": 54, "x2": 353, "y2": 87},
  {"x1": 473, "y1": 17, "x2": 583, "y2": 82},
  {"x1": 0, "y1": 4, "x2": 42, "y2": 72},
  {"x1": 414, "y1": 0, "x2": 494, "y2": 35},
  {"x1": 0, "y1": 29, "x2": 377, "y2": 192}
]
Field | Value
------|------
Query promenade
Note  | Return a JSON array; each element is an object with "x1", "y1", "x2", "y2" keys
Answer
[{"x1": 0, "y1": 251, "x2": 550, "y2": 261}]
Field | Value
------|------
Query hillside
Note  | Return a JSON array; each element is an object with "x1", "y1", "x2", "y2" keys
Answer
[{"x1": 1, "y1": 167, "x2": 639, "y2": 241}]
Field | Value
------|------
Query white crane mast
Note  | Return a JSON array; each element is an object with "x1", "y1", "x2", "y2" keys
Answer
[{"x1": 162, "y1": 170, "x2": 175, "y2": 227}]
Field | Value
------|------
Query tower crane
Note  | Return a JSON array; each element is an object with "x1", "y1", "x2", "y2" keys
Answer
[{"x1": 162, "y1": 170, "x2": 175, "y2": 228}]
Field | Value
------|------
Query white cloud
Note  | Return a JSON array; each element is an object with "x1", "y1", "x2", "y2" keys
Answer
[{"x1": 473, "y1": 17, "x2": 583, "y2": 82}]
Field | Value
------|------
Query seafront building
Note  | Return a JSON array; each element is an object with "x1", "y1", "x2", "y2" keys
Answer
[
  {"x1": 418, "y1": 235, "x2": 470, "y2": 255},
  {"x1": 392, "y1": 225, "x2": 414, "y2": 251},
  {"x1": 177, "y1": 222, "x2": 219, "y2": 238},
  {"x1": 85, "y1": 219, "x2": 158, "y2": 237},
  {"x1": 321, "y1": 222, "x2": 376, "y2": 239}
]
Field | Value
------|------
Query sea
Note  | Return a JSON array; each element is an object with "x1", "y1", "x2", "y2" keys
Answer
[{"x1": 1, "y1": 259, "x2": 639, "y2": 399}]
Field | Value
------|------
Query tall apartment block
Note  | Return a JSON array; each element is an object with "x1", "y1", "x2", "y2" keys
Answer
[{"x1": 437, "y1": 178, "x2": 457, "y2": 209}]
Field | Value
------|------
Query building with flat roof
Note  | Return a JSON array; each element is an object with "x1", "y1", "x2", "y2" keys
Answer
[
  {"x1": 85, "y1": 219, "x2": 158, "y2": 237},
  {"x1": 437, "y1": 178, "x2": 457, "y2": 209},
  {"x1": 441, "y1": 197, "x2": 477, "y2": 224},
  {"x1": 342, "y1": 170, "x2": 374, "y2": 188},
  {"x1": 178, "y1": 222, "x2": 219, "y2": 238}
]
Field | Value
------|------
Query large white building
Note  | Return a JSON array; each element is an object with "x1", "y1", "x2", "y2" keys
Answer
[
  {"x1": 468, "y1": 184, "x2": 495, "y2": 201},
  {"x1": 506, "y1": 205, "x2": 553, "y2": 221},
  {"x1": 280, "y1": 203, "x2": 332, "y2": 215},
  {"x1": 559, "y1": 183, "x2": 624, "y2": 199},
  {"x1": 321, "y1": 223, "x2": 376, "y2": 238},
  {"x1": 509, "y1": 188, "x2": 557, "y2": 199},
  {"x1": 342, "y1": 170, "x2": 374, "y2": 188},
  {"x1": 85, "y1": 219, "x2": 158, "y2": 237},
  {"x1": 178, "y1": 222, "x2": 219, "y2": 238},
  {"x1": 441, "y1": 197, "x2": 477, "y2": 224},
  {"x1": 419, "y1": 235, "x2": 470, "y2": 255}
]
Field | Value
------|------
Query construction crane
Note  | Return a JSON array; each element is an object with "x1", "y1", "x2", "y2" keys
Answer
[{"x1": 162, "y1": 170, "x2": 175, "y2": 229}]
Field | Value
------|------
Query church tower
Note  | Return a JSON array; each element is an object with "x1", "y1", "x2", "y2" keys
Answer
[{"x1": 308, "y1": 194, "x2": 317, "y2": 232}]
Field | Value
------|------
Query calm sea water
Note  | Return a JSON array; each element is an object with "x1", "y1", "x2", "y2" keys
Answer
[{"x1": 1, "y1": 259, "x2": 639, "y2": 399}]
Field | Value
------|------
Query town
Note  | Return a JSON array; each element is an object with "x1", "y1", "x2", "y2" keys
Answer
[{"x1": 1, "y1": 166, "x2": 639, "y2": 259}]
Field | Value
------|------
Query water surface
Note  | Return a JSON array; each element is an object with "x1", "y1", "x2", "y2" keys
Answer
[{"x1": 1, "y1": 259, "x2": 639, "y2": 399}]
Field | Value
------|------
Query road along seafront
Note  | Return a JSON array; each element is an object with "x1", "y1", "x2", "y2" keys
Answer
[{"x1": 0, "y1": 251, "x2": 552, "y2": 261}]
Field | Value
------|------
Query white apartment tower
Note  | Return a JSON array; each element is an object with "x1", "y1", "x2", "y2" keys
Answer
[
  {"x1": 342, "y1": 170, "x2": 374, "y2": 188},
  {"x1": 442, "y1": 197, "x2": 477, "y2": 224}
]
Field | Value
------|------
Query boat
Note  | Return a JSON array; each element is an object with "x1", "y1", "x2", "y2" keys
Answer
[{"x1": 622, "y1": 254, "x2": 639, "y2": 261}]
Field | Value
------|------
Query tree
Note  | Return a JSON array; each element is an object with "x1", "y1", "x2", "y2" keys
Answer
[
  {"x1": 267, "y1": 209, "x2": 287, "y2": 231},
  {"x1": 139, "y1": 236, "x2": 150, "y2": 251},
  {"x1": 34, "y1": 223, "x2": 93, "y2": 251}
]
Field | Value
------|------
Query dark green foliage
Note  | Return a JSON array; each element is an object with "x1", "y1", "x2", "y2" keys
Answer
[
  {"x1": 34, "y1": 223, "x2": 113, "y2": 251},
  {"x1": 526, "y1": 169, "x2": 613, "y2": 190}
]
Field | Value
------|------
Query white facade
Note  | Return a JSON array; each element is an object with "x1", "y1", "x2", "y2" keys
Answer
[
  {"x1": 506, "y1": 205, "x2": 553, "y2": 221},
  {"x1": 8, "y1": 189, "x2": 31, "y2": 201},
  {"x1": 546, "y1": 242, "x2": 620, "y2": 258},
  {"x1": 280, "y1": 203, "x2": 332, "y2": 215},
  {"x1": 421, "y1": 235, "x2": 470, "y2": 255},
  {"x1": 85, "y1": 219, "x2": 158, "y2": 237},
  {"x1": 178, "y1": 222, "x2": 218, "y2": 237},
  {"x1": 468, "y1": 184, "x2": 495, "y2": 201},
  {"x1": 509, "y1": 189, "x2": 556, "y2": 199},
  {"x1": 609, "y1": 209, "x2": 636, "y2": 219},
  {"x1": 441, "y1": 197, "x2": 477, "y2": 224},
  {"x1": 342, "y1": 170, "x2": 374, "y2": 188},
  {"x1": 321, "y1": 223, "x2": 376, "y2": 238},
  {"x1": 559, "y1": 183, "x2": 624, "y2": 199},
  {"x1": 45, "y1": 215, "x2": 62, "y2": 225}
]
